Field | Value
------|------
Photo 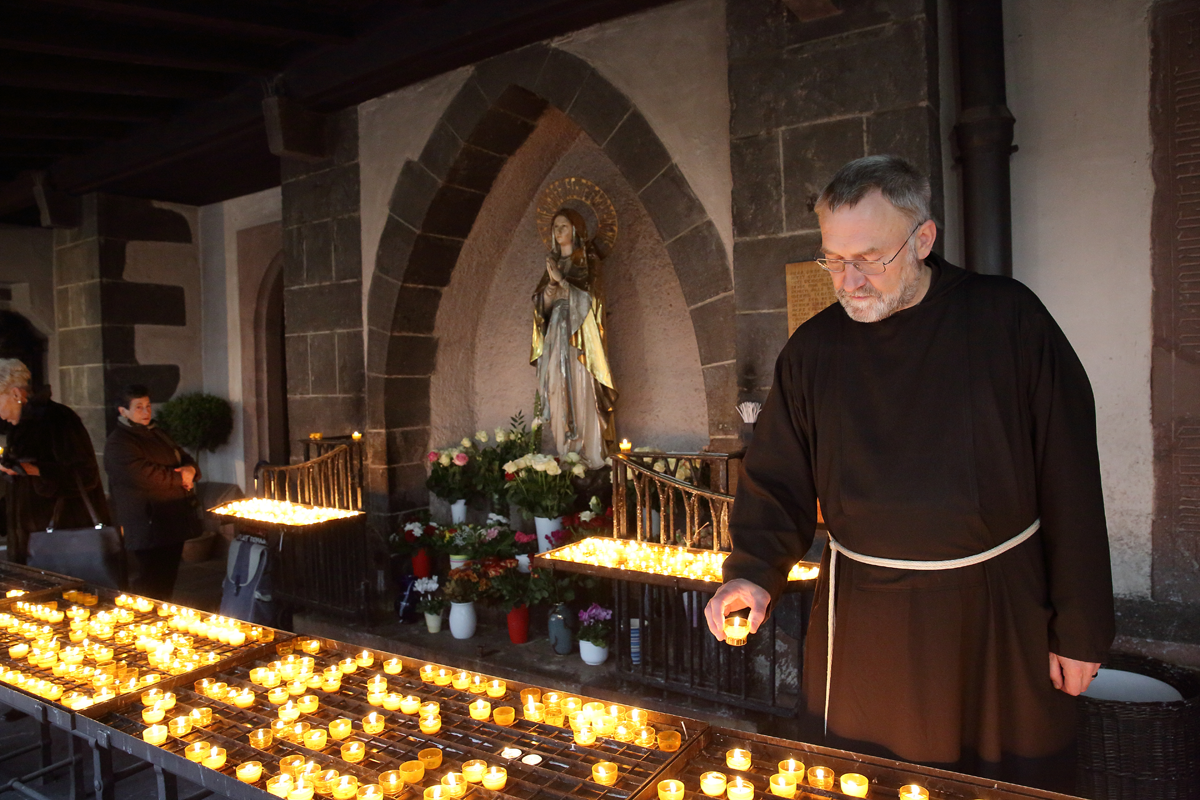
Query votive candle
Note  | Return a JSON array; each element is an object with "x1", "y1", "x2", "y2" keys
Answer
[
  {"x1": 419, "y1": 664, "x2": 436, "y2": 682},
  {"x1": 169, "y1": 716, "x2": 193, "y2": 737},
  {"x1": 419, "y1": 716, "x2": 441, "y2": 734},
  {"x1": 359, "y1": 787, "x2": 384, "y2": 800},
  {"x1": 340, "y1": 741, "x2": 365, "y2": 763},
  {"x1": 185, "y1": 741, "x2": 210, "y2": 763},
  {"x1": 524, "y1": 702, "x2": 544, "y2": 722},
  {"x1": 520, "y1": 688, "x2": 542, "y2": 705},
  {"x1": 434, "y1": 668, "x2": 452, "y2": 686},
  {"x1": 419, "y1": 747, "x2": 442, "y2": 769},
  {"x1": 189, "y1": 707, "x2": 213, "y2": 727},
  {"x1": 355, "y1": 650, "x2": 374, "y2": 668},
  {"x1": 441, "y1": 773, "x2": 466, "y2": 798},
  {"x1": 634, "y1": 726, "x2": 656, "y2": 748},
  {"x1": 659, "y1": 730, "x2": 681, "y2": 751},
  {"x1": 298, "y1": 694, "x2": 319, "y2": 713},
  {"x1": 202, "y1": 746, "x2": 227, "y2": 769},
  {"x1": 142, "y1": 705, "x2": 165, "y2": 724},
  {"x1": 486, "y1": 679, "x2": 506, "y2": 698},
  {"x1": 726, "y1": 749, "x2": 752, "y2": 770},
  {"x1": 303, "y1": 729, "x2": 327, "y2": 750},
  {"x1": 470, "y1": 699, "x2": 491, "y2": 720},
  {"x1": 700, "y1": 772, "x2": 727, "y2": 797},
  {"x1": 423, "y1": 789, "x2": 446, "y2": 800},
  {"x1": 658, "y1": 779, "x2": 685, "y2": 800},
  {"x1": 481, "y1": 767, "x2": 506, "y2": 791},
  {"x1": 248, "y1": 728, "x2": 272, "y2": 749},
  {"x1": 268, "y1": 687, "x2": 290, "y2": 704},
  {"x1": 574, "y1": 725, "x2": 596, "y2": 746},
  {"x1": 279, "y1": 754, "x2": 306, "y2": 776},
  {"x1": 236, "y1": 761, "x2": 263, "y2": 783},
  {"x1": 400, "y1": 761, "x2": 425, "y2": 784},
  {"x1": 329, "y1": 718, "x2": 353, "y2": 740},
  {"x1": 592, "y1": 762, "x2": 619, "y2": 786},
  {"x1": 461, "y1": 760, "x2": 487, "y2": 783},
  {"x1": 898, "y1": 786, "x2": 929, "y2": 800},
  {"x1": 839, "y1": 774, "x2": 868, "y2": 798},
  {"x1": 777, "y1": 760, "x2": 804, "y2": 777},
  {"x1": 331, "y1": 776, "x2": 359, "y2": 800},
  {"x1": 493, "y1": 706, "x2": 515, "y2": 726},
  {"x1": 806, "y1": 767, "x2": 834, "y2": 792},
  {"x1": 338, "y1": 658, "x2": 357, "y2": 674},
  {"x1": 727, "y1": 777, "x2": 754, "y2": 800},
  {"x1": 141, "y1": 724, "x2": 167, "y2": 745},
  {"x1": 468, "y1": 674, "x2": 487, "y2": 694},
  {"x1": 382, "y1": 693, "x2": 403, "y2": 711},
  {"x1": 400, "y1": 695, "x2": 421, "y2": 714},
  {"x1": 267, "y1": 775, "x2": 293, "y2": 798},
  {"x1": 768, "y1": 774, "x2": 795, "y2": 798},
  {"x1": 383, "y1": 658, "x2": 403, "y2": 675},
  {"x1": 379, "y1": 771, "x2": 403, "y2": 796},
  {"x1": 723, "y1": 617, "x2": 750, "y2": 646}
]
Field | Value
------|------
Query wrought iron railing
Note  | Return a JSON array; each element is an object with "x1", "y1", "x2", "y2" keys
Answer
[
  {"x1": 255, "y1": 443, "x2": 363, "y2": 511},
  {"x1": 611, "y1": 451, "x2": 739, "y2": 549}
]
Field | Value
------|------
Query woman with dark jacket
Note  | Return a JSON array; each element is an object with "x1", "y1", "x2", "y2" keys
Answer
[
  {"x1": 104, "y1": 385, "x2": 200, "y2": 600},
  {"x1": 0, "y1": 359, "x2": 110, "y2": 563}
]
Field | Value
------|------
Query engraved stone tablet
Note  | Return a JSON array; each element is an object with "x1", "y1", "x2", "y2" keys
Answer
[{"x1": 786, "y1": 261, "x2": 837, "y2": 335}]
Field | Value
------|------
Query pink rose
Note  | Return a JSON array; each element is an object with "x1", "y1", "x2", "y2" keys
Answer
[
  {"x1": 453, "y1": 452, "x2": 469, "y2": 466},
  {"x1": 428, "y1": 451, "x2": 438, "y2": 463}
]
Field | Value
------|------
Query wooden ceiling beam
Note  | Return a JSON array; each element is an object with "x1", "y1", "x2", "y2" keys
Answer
[
  {"x1": 33, "y1": 0, "x2": 354, "y2": 44},
  {"x1": 0, "y1": 89, "x2": 178, "y2": 123},
  {"x1": 0, "y1": 51, "x2": 236, "y2": 99}
]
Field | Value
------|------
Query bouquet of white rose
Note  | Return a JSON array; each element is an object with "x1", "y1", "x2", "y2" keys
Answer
[{"x1": 502, "y1": 452, "x2": 580, "y2": 518}]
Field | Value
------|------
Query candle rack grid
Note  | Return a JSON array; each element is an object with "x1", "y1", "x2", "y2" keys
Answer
[
  {"x1": 0, "y1": 562, "x2": 83, "y2": 609},
  {"x1": 632, "y1": 728, "x2": 1080, "y2": 800}
]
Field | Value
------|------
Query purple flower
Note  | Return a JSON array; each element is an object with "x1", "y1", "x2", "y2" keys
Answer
[
  {"x1": 578, "y1": 603, "x2": 612, "y2": 624},
  {"x1": 483, "y1": 527, "x2": 499, "y2": 541}
]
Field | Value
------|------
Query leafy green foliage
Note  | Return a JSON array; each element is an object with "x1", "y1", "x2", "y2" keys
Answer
[{"x1": 155, "y1": 393, "x2": 233, "y2": 453}]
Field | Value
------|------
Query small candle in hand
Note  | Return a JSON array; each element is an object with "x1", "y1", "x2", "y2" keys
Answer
[
  {"x1": 700, "y1": 772, "x2": 727, "y2": 797},
  {"x1": 768, "y1": 774, "x2": 795, "y2": 798},
  {"x1": 727, "y1": 777, "x2": 754, "y2": 800},
  {"x1": 839, "y1": 774, "x2": 868, "y2": 798},
  {"x1": 481, "y1": 767, "x2": 507, "y2": 791},
  {"x1": 237, "y1": 761, "x2": 263, "y2": 783},
  {"x1": 592, "y1": 762, "x2": 619, "y2": 786},
  {"x1": 619, "y1": 439, "x2": 632, "y2": 452},
  {"x1": 806, "y1": 767, "x2": 834, "y2": 792},
  {"x1": 658, "y1": 779, "x2": 685, "y2": 800},
  {"x1": 723, "y1": 616, "x2": 750, "y2": 646}
]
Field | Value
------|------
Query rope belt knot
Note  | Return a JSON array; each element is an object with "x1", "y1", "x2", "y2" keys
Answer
[{"x1": 822, "y1": 518, "x2": 1041, "y2": 734}]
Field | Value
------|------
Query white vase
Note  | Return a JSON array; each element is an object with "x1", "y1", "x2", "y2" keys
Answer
[
  {"x1": 449, "y1": 601, "x2": 476, "y2": 639},
  {"x1": 450, "y1": 499, "x2": 467, "y2": 524},
  {"x1": 579, "y1": 640, "x2": 609, "y2": 666},
  {"x1": 534, "y1": 516, "x2": 562, "y2": 553},
  {"x1": 515, "y1": 554, "x2": 531, "y2": 573},
  {"x1": 424, "y1": 611, "x2": 443, "y2": 634},
  {"x1": 449, "y1": 554, "x2": 471, "y2": 571}
]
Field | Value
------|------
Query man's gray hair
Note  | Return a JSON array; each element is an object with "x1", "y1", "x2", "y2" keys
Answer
[
  {"x1": 817, "y1": 155, "x2": 931, "y2": 226},
  {"x1": 0, "y1": 359, "x2": 30, "y2": 394}
]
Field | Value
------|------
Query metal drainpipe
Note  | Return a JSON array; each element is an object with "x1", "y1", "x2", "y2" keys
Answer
[{"x1": 953, "y1": 0, "x2": 1016, "y2": 277}]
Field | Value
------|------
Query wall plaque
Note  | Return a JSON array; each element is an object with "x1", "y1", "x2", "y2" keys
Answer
[{"x1": 786, "y1": 261, "x2": 837, "y2": 335}]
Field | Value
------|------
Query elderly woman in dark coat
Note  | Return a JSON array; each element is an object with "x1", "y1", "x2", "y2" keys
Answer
[
  {"x1": 0, "y1": 359, "x2": 110, "y2": 563},
  {"x1": 104, "y1": 385, "x2": 200, "y2": 600}
]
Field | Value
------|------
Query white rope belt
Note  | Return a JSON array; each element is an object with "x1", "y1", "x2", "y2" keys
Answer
[{"x1": 822, "y1": 518, "x2": 1041, "y2": 734}]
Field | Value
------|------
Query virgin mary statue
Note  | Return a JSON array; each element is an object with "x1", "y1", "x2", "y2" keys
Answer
[{"x1": 530, "y1": 207, "x2": 617, "y2": 469}]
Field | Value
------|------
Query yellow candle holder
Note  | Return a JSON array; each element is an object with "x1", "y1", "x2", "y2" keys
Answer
[
  {"x1": 485, "y1": 679, "x2": 506, "y2": 698},
  {"x1": 612, "y1": 722, "x2": 634, "y2": 742},
  {"x1": 399, "y1": 695, "x2": 421, "y2": 714},
  {"x1": 267, "y1": 775, "x2": 293, "y2": 798},
  {"x1": 142, "y1": 705, "x2": 165, "y2": 725},
  {"x1": 400, "y1": 760, "x2": 425, "y2": 784},
  {"x1": 201, "y1": 746, "x2": 227, "y2": 769},
  {"x1": 189, "y1": 707, "x2": 213, "y2": 727},
  {"x1": 287, "y1": 679, "x2": 307, "y2": 696},
  {"x1": 279, "y1": 701, "x2": 301, "y2": 723},
  {"x1": 441, "y1": 773, "x2": 466, "y2": 798},
  {"x1": 806, "y1": 767, "x2": 834, "y2": 792},
  {"x1": 380, "y1": 693, "x2": 401, "y2": 711},
  {"x1": 354, "y1": 650, "x2": 374, "y2": 668},
  {"x1": 658, "y1": 779, "x2": 685, "y2": 800},
  {"x1": 481, "y1": 767, "x2": 506, "y2": 791},
  {"x1": 366, "y1": 675, "x2": 388, "y2": 693},
  {"x1": 524, "y1": 702, "x2": 544, "y2": 722},
  {"x1": 338, "y1": 658, "x2": 357, "y2": 674},
  {"x1": 141, "y1": 688, "x2": 164, "y2": 706},
  {"x1": 321, "y1": 678, "x2": 342, "y2": 693},
  {"x1": 726, "y1": 749, "x2": 752, "y2": 771},
  {"x1": 434, "y1": 668, "x2": 453, "y2": 686},
  {"x1": 362, "y1": 712, "x2": 385, "y2": 735},
  {"x1": 379, "y1": 771, "x2": 404, "y2": 796},
  {"x1": 291, "y1": 780, "x2": 317, "y2": 800},
  {"x1": 420, "y1": 701, "x2": 440, "y2": 717},
  {"x1": 184, "y1": 741, "x2": 210, "y2": 763},
  {"x1": 777, "y1": 760, "x2": 804, "y2": 777},
  {"x1": 315, "y1": 769, "x2": 342, "y2": 796},
  {"x1": 272, "y1": 719, "x2": 293, "y2": 741},
  {"x1": 329, "y1": 718, "x2": 353, "y2": 740},
  {"x1": 423, "y1": 789, "x2": 446, "y2": 800},
  {"x1": 300, "y1": 638, "x2": 322, "y2": 655},
  {"x1": 493, "y1": 706, "x2": 515, "y2": 726},
  {"x1": 898, "y1": 786, "x2": 929, "y2": 800},
  {"x1": 839, "y1": 773, "x2": 869, "y2": 798},
  {"x1": 634, "y1": 726, "x2": 657, "y2": 748},
  {"x1": 450, "y1": 670, "x2": 471, "y2": 690},
  {"x1": 331, "y1": 776, "x2": 360, "y2": 800},
  {"x1": 700, "y1": 771, "x2": 727, "y2": 797},
  {"x1": 582, "y1": 701, "x2": 605, "y2": 720},
  {"x1": 298, "y1": 695, "x2": 319, "y2": 713},
  {"x1": 304, "y1": 729, "x2": 328, "y2": 750},
  {"x1": 546, "y1": 708, "x2": 566, "y2": 727},
  {"x1": 359, "y1": 786, "x2": 384, "y2": 800},
  {"x1": 232, "y1": 689, "x2": 256, "y2": 709},
  {"x1": 340, "y1": 741, "x2": 366, "y2": 763},
  {"x1": 592, "y1": 762, "x2": 619, "y2": 786},
  {"x1": 519, "y1": 688, "x2": 542, "y2": 706},
  {"x1": 468, "y1": 674, "x2": 487, "y2": 694},
  {"x1": 419, "y1": 664, "x2": 437, "y2": 682},
  {"x1": 419, "y1": 716, "x2": 441, "y2": 734},
  {"x1": 461, "y1": 760, "x2": 487, "y2": 783},
  {"x1": 768, "y1": 774, "x2": 796, "y2": 798},
  {"x1": 574, "y1": 725, "x2": 597, "y2": 746},
  {"x1": 141, "y1": 724, "x2": 168, "y2": 745},
  {"x1": 236, "y1": 761, "x2": 263, "y2": 783},
  {"x1": 627, "y1": 708, "x2": 649, "y2": 726},
  {"x1": 418, "y1": 747, "x2": 442, "y2": 769},
  {"x1": 248, "y1": 728, "x2": 272, "y2": 749},
  {"x1": 727, "y1": 777, "x2": 754, "y2": 800},
  {"x1": 383, "y1": 658, "x2": 403, "y2": 675},
  {"x1": 268, "y1": 687, "x2": 290, "y2": 704}
]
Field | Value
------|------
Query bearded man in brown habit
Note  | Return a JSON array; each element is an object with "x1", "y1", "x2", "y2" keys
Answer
[{"x1": 705, "y1": 155, "x2": 1114, "y2": 793}]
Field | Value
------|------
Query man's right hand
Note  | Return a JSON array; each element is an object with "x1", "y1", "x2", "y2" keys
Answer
[
  {"x1": 176, "y1": 465, "x2": 196, "y2": 491},
  {"x1": 704, "y1": 579, "x2": 771, "y2": 641}
]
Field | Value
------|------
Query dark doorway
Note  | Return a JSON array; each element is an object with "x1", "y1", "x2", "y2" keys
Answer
[{"x1": 0, "y1": 311, "x2": 46, "y2": 391}]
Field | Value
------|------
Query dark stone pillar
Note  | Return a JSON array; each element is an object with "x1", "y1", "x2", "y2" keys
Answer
[
  {"x1": 280, "y1": 109, "x2": 364, "y2": 461},
  {"x1": 727, "y1": 0, "x2": 942, "y2": 401}
]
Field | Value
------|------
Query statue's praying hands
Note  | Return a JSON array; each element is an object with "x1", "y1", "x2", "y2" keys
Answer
[{"x1": 543, "y1": 255, "x2": 568, "y2": 305}]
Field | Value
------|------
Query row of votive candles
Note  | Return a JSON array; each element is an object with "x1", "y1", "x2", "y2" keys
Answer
[{"x1": 688, "y1": 751, "x2": 932, "y2": 799}]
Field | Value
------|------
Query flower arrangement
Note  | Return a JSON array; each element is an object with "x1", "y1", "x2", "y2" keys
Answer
[
  {"x1": 577, "y1": 602, "x2": 613, "y2": 646},
  {"x1": 426, "y1": 446, "x2": 474, "y2": 502},
  {"x1": 503, "y1": 452, "x2": 581, "y2": 518},
  {"x1": 413, "y1": 577, "x2": 447, "y2": 615},
  {"x1": 388, "y1": 518, "x2": 437, "y2": 556},
  {"x1": 562, "y1": 496, "x2": 613, "y2": 541},
  {"x1": 442, "y1": 564, "x2": 489, "y2": 604},
  {"x1": 511, "y1": 530, "x2": 539, "y2": 556},
  {"x1": 486, "y1": 560, "x2": 530, "y2": 612}
]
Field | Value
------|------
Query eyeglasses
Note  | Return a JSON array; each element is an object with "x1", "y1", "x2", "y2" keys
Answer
[{"x1": 816, "y1": 221, "x2": 925, "y2": 275}]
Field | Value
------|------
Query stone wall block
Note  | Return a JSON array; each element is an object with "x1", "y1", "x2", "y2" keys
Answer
[
  {"x1": 418, "y1": 121, "x2": 465, "y2": 183},
  {"x1": 664, "y1": 221, "x2": 733, "y2": 307},
  {"x1": 388, "y1": 462, "x2": 430, "y2": 512},
  {"x1": 473, "y1": 45, "x2": 549, "y2": 103},
  {"x1": 387, "y1": 334, "x2": 437, "y2": 377},
  {"x1": 726, "y1": 0, "x2": 787, "y2": 61},
  {"x1": 404, "y1": 235, "x2": 463, "y2": 288},
  {"x1": 284, "y1": 282, "x2": 362, "y2": 335},
  {"x1": 55, "y1": 287, "x2": 71, "y2": 330},
  {"x1": 100, "y1": 281, "x2": 186, "y2": 326},
  {"x1": 104, "y1": 365, "x2": 180, "y2": 405},
  {"x1": 366, "y1": 326, "x2": 391, "y2": 375},
  {"x1": 374, "y1": 217, "x2": 417, "y2": 283},
  {"x1": 282, "y1": 163, "x2": 359, "y2": 227},
  {"x1": 782, "y1": 118, "x2": 866, "y2": 232},
  {"x1": 731, "y1": 132, "x2": 783, "y2": 238},
  {"x1": 332, "y1": 108, "x2": 360, "y2": 165},
  {"x1": 332, "y1": 215, "x2": 362, "y2": 282},
  {"x1": 736, "y1": 310, "x2": 789, "y2": 394},
  {"x1": 640, "y1": 165, "x2": 708, "y2": 244},
  {"x1": 288, "y1": 395, "x2": 364, "y2": 439},
  {"x1": 81, "y1": 364, "x2": 105, "y2": 405},
  {"x1": 366, "y1": 374, "x2": 387, "y2": 429},
  {"x1": 101, "y1": 326, "x2": 136, "y2": 363},
  {"x1": 308, "y1": 332, "x2": 338, "y2": 395},
  {"x1": 383, "y1": 376, "x2": 432, "y2": 429},
  {"x1": 97, "y1": 239, "x2": 127, "y2": 280},
  {"x1": 58, "y1": 327, "x2": 102, "y2": 367},
  {"x1": 465, "y1": 109, "x2": 535, "y2": 157},
  {"x1": 445, "y1": 144, "x2": 508, "y2": 194},
  {"x1": 365, "y1": 465, "x2": 390, "y2": 515},
  {"x1": 493, "y1": 85, "x2": 548, "y2": 124},
  {"x1": 570, "y1": 73, "x2": 631, "y2": 146},
  {"x1": 781, "y1": 0, "x2": 929, "y2": 49},
  {"x1": 301, "y1": 220, "x2": 334, "y2": 285},
  {"x1": 285, "y1": 335, "x2": 310, "y2": 396},
  {"x1": 728, "y1": 58, "x2": 791, "y2": 139},
  {"x1": 867, "y1": 104, "x2": 945, "y2": 222},
  {"x1": 387, "y1": 427, "x2": 430, "y2": 467},
  {"x1": 78, "y1": 280, "x2": 103, "y2": 326},
  {"x1": 442, "y1": 80, "x2": 491, "y2": 141},
  {"x1": 690, "y1": 293, "x2": 737, "y2": 366},
  {"x1": 536, "y1": 48, "x2": 590, "y2": 111},
  {"x1": 422, "y1": 185, "x2": 486, "y2": 240},
  {"x1": 603, "y1": 109, "x2": 672, "y2": 193},
  {"x1": 54, "y1": 239, "x2": 98, "y2": 286},
  {"x1": 389, "y1": 161, "x2": 441, "y2": 231},
  {"x1": 59, "y1": 367, "x2": 78, "y2": 406},
  {"x1": 367, "y1": 274, "x2": 402, "y2": 340},
  {"x1": 366, "y1": 431, "x2": 387, "y2": 468},
  {"x1": 734, "y1": 231, "x2": 821, "y2": 312},
  {"x1": 283, "y1": 226, "x2": 305, "y2": 286},
  {"x1": 336, "y1": 330, "x2": 365, "y2": 396},
  {"x1": 702, "y1": 361, "x2": 741, "y2": 439},
  {"x1": 75, "y1": 406, "x2": 107, "y2": 454},
  {"x1": 390, "y1": 286, "x2": 442, "y2": 335}
]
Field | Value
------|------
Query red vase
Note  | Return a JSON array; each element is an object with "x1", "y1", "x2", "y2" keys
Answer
[
  {"x1": 507, "y1": 605, "x2": 530, "y2": 644},
  {"x1": 412, "y1": 548, "x2": 432, "y2": 579}
]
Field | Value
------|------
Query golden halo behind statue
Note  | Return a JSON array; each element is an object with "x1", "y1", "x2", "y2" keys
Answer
[{"x1": 536, "y1": 177, "x2": 618, "y2": 256}]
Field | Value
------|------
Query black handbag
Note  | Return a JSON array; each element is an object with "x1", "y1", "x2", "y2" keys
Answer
[{"x1": 27, "y1": 473, "x2": 126, "y2": 590}]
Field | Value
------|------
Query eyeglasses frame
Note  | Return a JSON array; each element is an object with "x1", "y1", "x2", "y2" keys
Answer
[{"x1": 816, "y1": 220, "x2": 927, "y2": 275}]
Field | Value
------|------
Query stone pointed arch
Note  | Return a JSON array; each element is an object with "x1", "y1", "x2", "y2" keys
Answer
[{"x1": 364, "y1": 44, "x2": 735, "y2": 516}]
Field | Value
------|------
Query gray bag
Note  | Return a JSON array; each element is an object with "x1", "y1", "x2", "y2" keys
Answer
[
  {"x1": 27, "y1": 473, "x2": 126, "y2": 590},
  {"x1": 219, "y1": 533, "x2": 276, "y2": 624}
]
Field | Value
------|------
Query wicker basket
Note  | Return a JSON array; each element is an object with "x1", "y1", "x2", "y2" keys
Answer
[{"x1": 1077, "y1": 652, "x2": 1200, "y2": 799}]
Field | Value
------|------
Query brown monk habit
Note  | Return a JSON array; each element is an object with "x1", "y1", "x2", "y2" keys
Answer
[{"x1": 724, "y1": 253, "x2": 1114, "y2": 792}]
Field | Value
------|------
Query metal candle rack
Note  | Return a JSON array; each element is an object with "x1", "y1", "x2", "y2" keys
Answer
[
  {"x1": 86, "y1": 635, "x2": 703, "y2": 799},
  {"x1": 0, "y1": 561, "x2": 83, "y2": 609},
  {"x1": 633, "y1": 727, "x2": 1080, "y2": 800}
]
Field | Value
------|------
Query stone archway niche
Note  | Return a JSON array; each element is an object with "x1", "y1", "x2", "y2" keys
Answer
[{"x1": 431, "y1": 108, "x2": 708, "y2": 453}]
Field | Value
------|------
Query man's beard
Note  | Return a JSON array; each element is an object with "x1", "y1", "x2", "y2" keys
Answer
[{"x1": 835, "y1": 251, "x2": 924, "y2": 323}]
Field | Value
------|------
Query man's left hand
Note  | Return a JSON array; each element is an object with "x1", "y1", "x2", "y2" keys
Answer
[{"x1": 1049, "y1": 652, "x2": 1100, "y2": 696}]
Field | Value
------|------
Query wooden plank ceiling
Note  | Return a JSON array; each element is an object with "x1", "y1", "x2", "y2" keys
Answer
[{"x1": 0, "y1": 0, "x2": 673, "y2": 225}]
